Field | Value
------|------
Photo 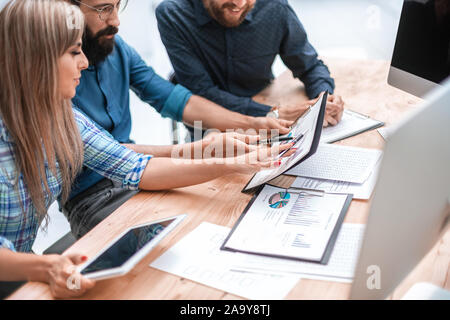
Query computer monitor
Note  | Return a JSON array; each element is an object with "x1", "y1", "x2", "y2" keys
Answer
[
  {"x1": 350, "y1": 78, "x2": 450, "y2": 300},
  {"x1": 388, "y1": 0, "x2": 450, "y2": 97}
]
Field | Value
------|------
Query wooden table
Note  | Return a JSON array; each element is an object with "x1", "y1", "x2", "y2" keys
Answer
[{"x1": 9, "y1": 58, "x2": 450, "y2": 300}]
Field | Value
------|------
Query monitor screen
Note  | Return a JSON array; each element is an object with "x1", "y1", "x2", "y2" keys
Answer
[{"x1": 391, "y1": 0, "x2": 450, "y2": 84}]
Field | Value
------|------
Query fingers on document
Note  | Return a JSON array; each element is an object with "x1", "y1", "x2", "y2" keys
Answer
[
  {"x1": 276, "y1": 119, "x2": 294, "y2": 134},
  {"x1": 324, "y1": 113, "x2": 338, "y2": 126}
]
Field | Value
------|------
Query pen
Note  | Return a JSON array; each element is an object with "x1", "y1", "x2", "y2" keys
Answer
[
  {"x1": 286, "y1": 188, "x2": 325, "y2": 197},
  {"x1": 254, "y1": 137, "x2": 294, "y2": 145}
]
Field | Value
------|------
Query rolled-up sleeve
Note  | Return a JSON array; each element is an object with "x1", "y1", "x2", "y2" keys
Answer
[
  {"x1": 160, "y1": 84, "x2": 192, "y2": 121},
  {"x1": 74, "y1": 109, "x2": 151, "y2": 190},
  {"x1": 0, "y1": 236, "x2": 15, "y2": 252}
]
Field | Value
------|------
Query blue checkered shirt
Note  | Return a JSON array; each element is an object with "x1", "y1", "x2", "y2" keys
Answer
[{"x1": 0, "y1": 109, "x2": 151, "y2": 253}]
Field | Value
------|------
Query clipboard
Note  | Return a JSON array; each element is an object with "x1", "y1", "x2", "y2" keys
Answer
[
  {"x1": 321, "y1": 109, "x2": 385, "y2": 143},
  {"x1": 221, "y1": 184, "x2": 353, "y2": 264},
  {"x1": 242, "y1": 92, "x2": 328, "y2": 193}
]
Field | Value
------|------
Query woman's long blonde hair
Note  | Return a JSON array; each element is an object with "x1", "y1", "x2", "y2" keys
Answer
[{"x1": 0, "y1": 0, "x2": 85, "y2": 218}]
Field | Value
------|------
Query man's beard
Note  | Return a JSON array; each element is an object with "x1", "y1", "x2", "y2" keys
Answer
[
  {"x1": 82, "y1": 25, "x2": 119, "y2": 65},
  {"x1": 207, "y1": 1, "x2": 254, "y2": 28}
]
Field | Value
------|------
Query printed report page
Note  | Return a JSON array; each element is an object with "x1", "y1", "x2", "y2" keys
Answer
[{"x1": 224, "y1": 185, "x2": 349, "y2": 262}]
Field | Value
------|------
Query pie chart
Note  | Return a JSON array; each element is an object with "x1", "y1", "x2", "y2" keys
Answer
[{"x1": 268, "y1": 191, "x2": 291, "y2": 209}]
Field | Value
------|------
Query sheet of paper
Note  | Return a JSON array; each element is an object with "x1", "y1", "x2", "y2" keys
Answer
[
  {"x1": 286, "y1": 144, "x2": 382, "y2": 184},
  {"x1": 321, "y1": 109, "x2": 384, "y2": 143},
  {"x1": 230, "y1": 223, "x2": 365, "y2": 282},
  {"x1": 401, "y1": 282, "x2": 450, "y2": 300},
  {"x1": 377, "y1": 126, "x2": 396, "y2": 141},
  {"x1": 290, "y1": 160, "x2": 381, "y2": 200},
  {"x1": 223, "y1": 185, "x2": 350, "y2": 262},
  {"x1": 150, "y1": 222, "x2": 300, "y2": 300},
  {"x1": 244, "y1": 94, "x2": 324, "y2": 191}
]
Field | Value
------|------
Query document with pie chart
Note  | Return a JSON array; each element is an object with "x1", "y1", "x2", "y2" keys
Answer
[{"x1": 222, "y1": 185, "x2": 352, "y2": 264}]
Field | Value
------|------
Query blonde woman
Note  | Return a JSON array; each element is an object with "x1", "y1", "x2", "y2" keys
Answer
[{"x1": 0, "y1": 0, "x2": 292, "y2": 299}]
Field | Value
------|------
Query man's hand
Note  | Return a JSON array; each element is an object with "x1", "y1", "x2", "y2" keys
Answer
[
  {"x1": 250, "y1": 117, "x2": 293, "y2": 136},
  {"x1": 277, "y1": 102, "x2": 312, "y2": 122},
  {"x1": 268, "y1": 93, "x2": 344, "y2": 128},
  {"x1": 323, "y1": 94, "x2": 344, "y2": 127}
]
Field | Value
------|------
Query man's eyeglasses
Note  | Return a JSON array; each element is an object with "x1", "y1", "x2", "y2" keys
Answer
[{"x1": 73, "y1": 0, "x2": 128, "y2": 22}]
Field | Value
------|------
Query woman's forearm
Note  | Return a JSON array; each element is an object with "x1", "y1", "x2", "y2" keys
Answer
[
  {"x1": 123, "y1": 140, "x2": 208, "y2": 159},
  {"x1": 0, "y1": 249, "x2": 49, "y2": 282},
  {"x1": 138, "y1": 157, "x2": 235, "y2": 190},
  {"x1": 122, "y1": 144, "x2": 176, "y2": 158}
]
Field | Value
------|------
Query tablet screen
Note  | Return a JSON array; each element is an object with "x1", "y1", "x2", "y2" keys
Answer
[{"x1": 80, "y1": 218, "x2": 175, "y2": 275}]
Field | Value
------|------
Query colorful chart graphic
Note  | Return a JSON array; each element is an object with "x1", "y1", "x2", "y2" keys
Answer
[{"x1": 268, "y1": 192, "x2": 291, "y2": 209}]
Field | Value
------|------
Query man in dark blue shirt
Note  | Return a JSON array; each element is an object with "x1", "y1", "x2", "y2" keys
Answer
[
  {"x1": 156, "y1": 0, "x2": 344, "y2": 128},
  {"x1": 55, "y1": 0, "x2": 293, "y2": 245}
]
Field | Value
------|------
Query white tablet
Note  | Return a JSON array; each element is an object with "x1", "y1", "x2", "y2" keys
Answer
[{"x1": 77, "y1": 214, "x2": 186, "y2": 280}]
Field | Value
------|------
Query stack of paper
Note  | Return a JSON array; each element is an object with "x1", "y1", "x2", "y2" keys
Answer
[
  {"x1": 377, "y1": 126, "x2": 396, "y2": 141},
  {"x1": 151, "y1": 222, "x2": 365, "y2": 291},
  {"x1": 286, "y1": 144, "x2": 382, "y2": 183},
  {"x1": 150, "y1": 222, "x2": 300, "y2": 300},
  {"x1": 231, "y1": 223, "x2": 365, "y2": 282},
  {"x1": 285, "y1": 144, "x2": 382, "y2": 199},
  {"x1": 321, "y1": 109, "x2": 384, "y2": 143}
]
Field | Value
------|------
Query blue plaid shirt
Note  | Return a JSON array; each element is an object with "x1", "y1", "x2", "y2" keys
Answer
[{"x1": 0, "y1": 109, "x2": 151, "y2": 253}]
